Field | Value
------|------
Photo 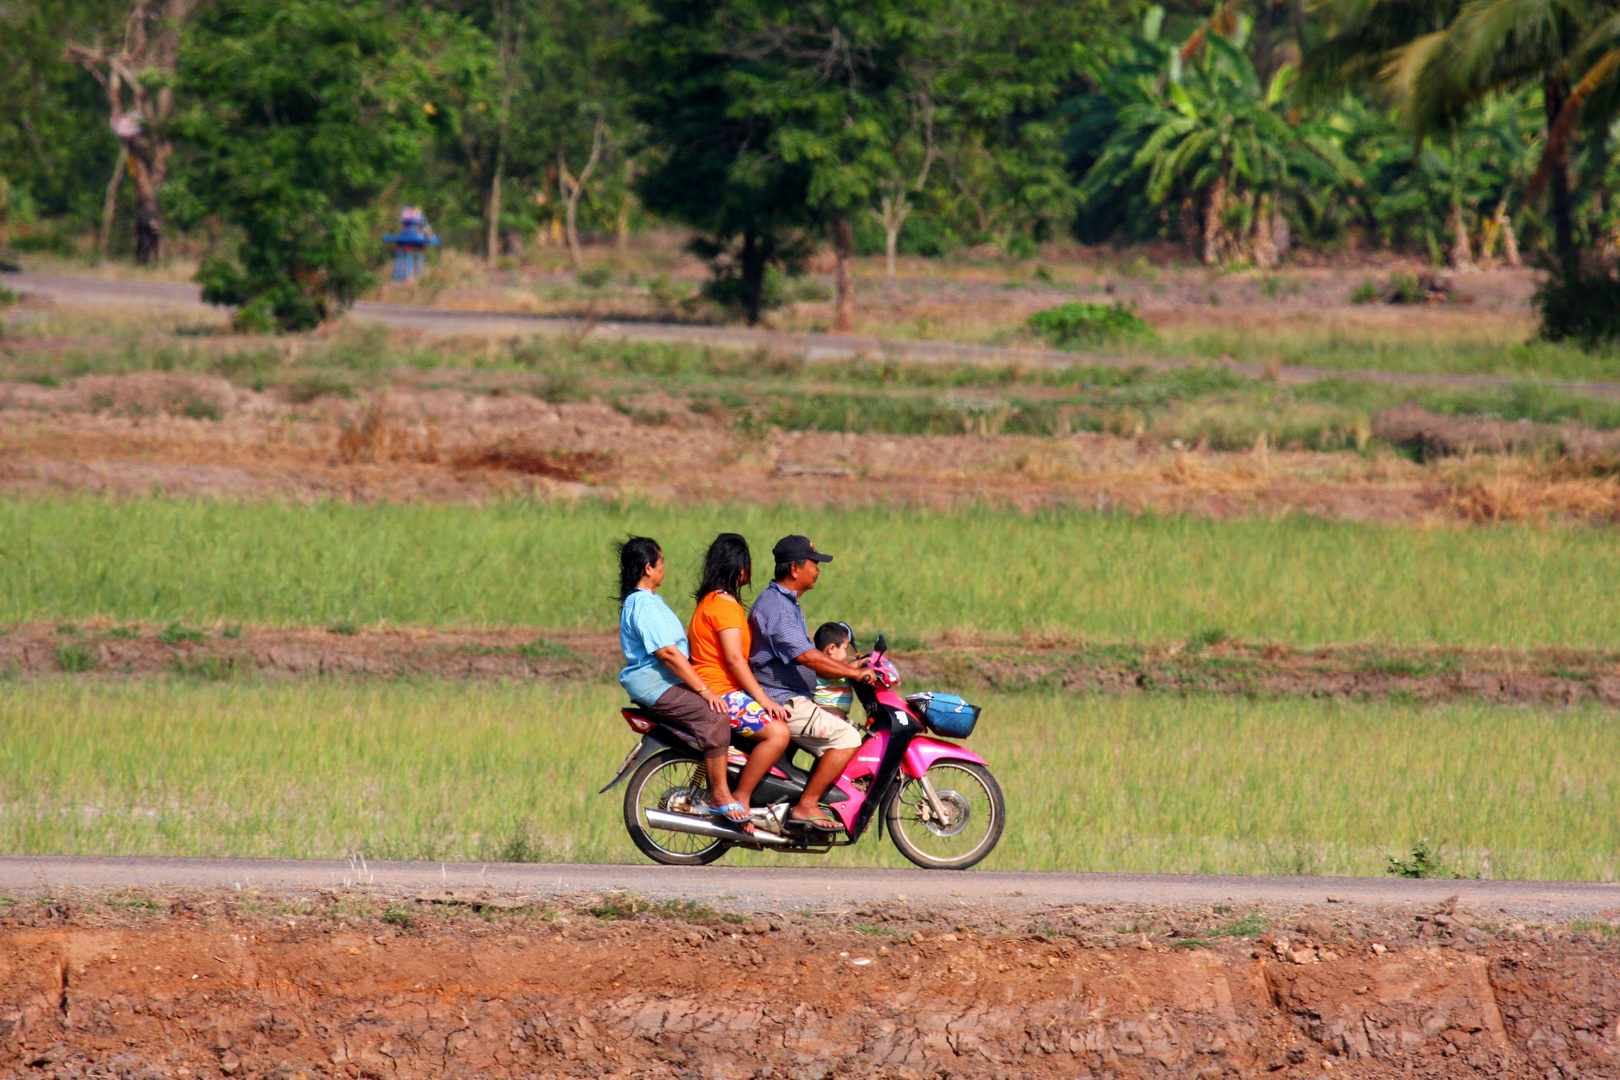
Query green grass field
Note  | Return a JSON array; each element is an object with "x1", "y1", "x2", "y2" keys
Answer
[
  {"x1": 1, "y1": 678, "x2": 1611, "y2": 880},
  {"x1": 6, "y1": 497, "x2": 1619, "y2": 649}
]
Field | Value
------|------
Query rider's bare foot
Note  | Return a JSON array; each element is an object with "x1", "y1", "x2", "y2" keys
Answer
[
  {"x1": 708, "y1": 797, "x2": 755, "y2": 834},
  {"x1": 789, "y1": 806, "x2": 843, "y2": 832}
]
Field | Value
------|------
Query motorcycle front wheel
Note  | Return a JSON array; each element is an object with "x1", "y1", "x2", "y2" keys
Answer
[
  {"x1": 622, "y1": 748, "x2": 732, "y2": 866},
  {"x1": 885, "y1": 760, "x2": 1004, "y2": 870}
]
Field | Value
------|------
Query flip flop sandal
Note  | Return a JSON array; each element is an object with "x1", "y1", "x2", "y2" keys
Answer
[
  {"x1": 707, "y1": 802, "x2": 753, "y2": 824},
  {"x1": 788, "y1": 809, "x2": 844, "y2": 833}
]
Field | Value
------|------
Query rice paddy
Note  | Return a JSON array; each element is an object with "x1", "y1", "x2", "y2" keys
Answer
[
  {"x1": 0, "y1": 678, "x2": 1611, "y2": 880},
  {"x1": 4, "y1": 496, "x2": 1618, "y2": 649}
]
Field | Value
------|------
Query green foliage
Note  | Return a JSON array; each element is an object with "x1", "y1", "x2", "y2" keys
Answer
[
  {"x1": 1385, "y1": 838, "x2": 1453, "y2": 879},
  {"x1": 1535, "y1": 270, "x2": 1620, "y2": 350},
  {"x1": 1211, "y1": 913, "x2": 1267, "y2": 937},
  {"x1": 158, "y1": 623, "x2": 206, "y2": 645},
  {"x1": 587, "y1": 892, "x2": 732, "y2": 923},
  {"x1": 631, "y1": 0, "x2": 1082, "y2": 320},
  {"x1": 628, "y1": 0, "x2": 814, "y2": 325},
  {"x1": 1387, "y1": 273, "x2": 1427, "y2": 305},
  {"x1": 0, "y1": 0, "x2": 126, "y2": 233},
  {"x1": 1184, "y1": 627, "x2": 1228, "y2": 655},
  {"x1": 55, "y1": 644, "x2": 97, "y2": 674},
  {"x1": 1304, "y1": 0, "x2": 1620, "y2": 276},
  {"x1": 1072, "y1": 9, "x2": 1356, "y2": 264},
  {"x1": 1348, "y1": 278, "x2": 1379, "y2": 304},
  {"x1": 1027, "y1": 301, "x2": 1152, "y2": 347},
  {"x1": 176, "y1": 0, "x2": 488, "y2": 330}
]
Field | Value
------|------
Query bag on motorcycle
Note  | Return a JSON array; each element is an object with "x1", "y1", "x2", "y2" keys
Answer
[{"x1": 906, "y1": 693, "x2": 981, "y2": 738}]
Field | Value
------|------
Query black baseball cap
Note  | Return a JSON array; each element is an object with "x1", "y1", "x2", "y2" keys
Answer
[{"x1": 772, "y1": 534, "x2": 833, "y2": 564}]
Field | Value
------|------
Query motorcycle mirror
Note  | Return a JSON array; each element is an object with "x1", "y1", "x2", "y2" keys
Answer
[{"x1": 873, "y1": 633, "x2": 887, "y2": 654}]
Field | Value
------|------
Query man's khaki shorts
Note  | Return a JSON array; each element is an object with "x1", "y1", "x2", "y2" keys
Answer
[{"x1": 782, "y1": 696, "x2": 864, "y2": 756}]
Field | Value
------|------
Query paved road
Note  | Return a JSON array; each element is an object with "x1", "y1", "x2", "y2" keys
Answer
[
  {"x1": 2, "y1": 856, "x2": 1615, "y2": 920},
  {"x1": 10, "y1": 270, "x2": 1620, "y2": 400}
]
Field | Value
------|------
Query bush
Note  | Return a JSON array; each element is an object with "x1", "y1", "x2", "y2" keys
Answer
[
  {"x1": 56, "y1": 644, "x2": 97, "y2": 674},
  {"x1": 1385, "y1": 838, "x2": 1452, "y2": 879},
  {"x1": 1027, "y1": 301, "x2": 1153, "y2": 348},
  {"x1": 1348, "y1": 278, "x2": 1379, "y2": 304},
  {"x1": 1535, "y1": 270, "x2": 1620, "y2": 351},
  {"x1": 1387, "y1": 273, "x2": 1427, "y2": 305}
]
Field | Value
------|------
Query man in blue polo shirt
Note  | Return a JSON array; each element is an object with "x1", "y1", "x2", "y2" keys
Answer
[{"x1": 748, "y1": 534, "x2": 878, "y2": 833}]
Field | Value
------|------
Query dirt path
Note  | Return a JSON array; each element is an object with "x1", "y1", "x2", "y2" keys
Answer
[
  {"x1": 0, "y1": 881, "x2": 1615, "y2": 1080},
  {"x1": 2, "y1": 855, "x2": 1616, "y2": 918},
  {"x1": 10, "y1": 270, "x2": 1620, "y2": 399},
  {"x1": 15, "y1": 624, "x2": 1620, "y2": 708}
]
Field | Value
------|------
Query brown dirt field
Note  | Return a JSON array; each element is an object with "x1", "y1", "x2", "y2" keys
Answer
[
  {"x1": 16, "y1": 624, "x2": 1620, "y2": 708},
  {"x1": 3, "y1": 373, "x2": 1616, "y2": 523},
  {"x1": 1, "y1": 886, "x2": 1616, "y2": 1080}
]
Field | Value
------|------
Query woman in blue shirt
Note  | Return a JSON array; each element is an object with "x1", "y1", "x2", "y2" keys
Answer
[{"x1": 616, "y1": 536, "x2": 752, "y2": 828}]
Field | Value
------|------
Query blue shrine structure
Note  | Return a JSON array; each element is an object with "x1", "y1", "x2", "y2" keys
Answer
[{"x1": 383, "y1": 206, "x2": 439, "y2": 281}]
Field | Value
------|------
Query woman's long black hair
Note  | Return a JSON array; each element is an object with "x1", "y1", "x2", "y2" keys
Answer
[
  {"x1": 692, "y1": 533, "x2": 752, "y2": 604},
  {"x1": 615, "y1": 536, "x2": 662, "y2": 603}
]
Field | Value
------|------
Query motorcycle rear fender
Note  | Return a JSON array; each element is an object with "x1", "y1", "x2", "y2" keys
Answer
[
  {"x1": 598, "y1": 729, "x2": 692, "y2": 794},
  {"x1": 903, "y1": 735, "x2": 988, "y2": 779}
]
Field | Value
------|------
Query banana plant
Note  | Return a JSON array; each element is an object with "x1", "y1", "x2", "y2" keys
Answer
[{"x1": 1074, "y1": 8, "x2": 1358, "y2": 266}]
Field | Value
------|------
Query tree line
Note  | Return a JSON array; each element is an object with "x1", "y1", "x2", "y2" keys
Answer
[{"x1": 2, "y1": 0, "x2": 1617, "y2": 342}]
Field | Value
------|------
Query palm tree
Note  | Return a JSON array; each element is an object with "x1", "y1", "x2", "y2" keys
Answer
[{"x1": 1305, "y1": 0, "x2": 1620, "y2": 276}]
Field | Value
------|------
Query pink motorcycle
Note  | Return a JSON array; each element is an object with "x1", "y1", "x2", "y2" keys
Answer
[{"x1": 602, "y1": 635, "x2": 1005, "y2": 869}]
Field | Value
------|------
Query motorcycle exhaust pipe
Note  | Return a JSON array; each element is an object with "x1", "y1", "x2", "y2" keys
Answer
[{"x1": 644, "y1": 808, "x2": 792, "y2": 846}]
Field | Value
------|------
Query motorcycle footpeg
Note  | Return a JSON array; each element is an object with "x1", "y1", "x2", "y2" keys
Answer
[{"x1": 750, "y1": 802, "x2": 790, "y2": 835}]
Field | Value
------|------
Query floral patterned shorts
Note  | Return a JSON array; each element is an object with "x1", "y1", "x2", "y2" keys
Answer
[{"x1": 720, "y1": 690, "x2": 773, "y2": 737}]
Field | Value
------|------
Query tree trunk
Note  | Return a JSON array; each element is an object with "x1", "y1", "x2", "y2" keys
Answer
[
  {"x1": 615, "y1": 159, "x2": 635, "y2": 249},
  {"x1": 1252, "y1": 194, "x2": 1279, "y2": 270},
  {"x1": 1202, "y1": 175, "x2": 1227, "y2": 266},
  {"x1": 485, "y1": 0, "x2": 513, "y2": 264},
  {"x1": 1543, "y1": 76, "x2": 1579, "y2": 278},
  {"x1": 484, "y1": 155, "x2": 503, "y2": 263},
  {"x1": 559, "y1": 117, "x2": 605, "y2": 272},
  {"x1": 832, "y1": 213, "x2": 855, "y2": 332},
  {"x1": 740, "y1": 229, "x2": 767, "y2": 326},
  {"x1": 1447, "y1": 203, "x2": 1474, "y2": 270},
  {"x1": 873, "y1": 192, "x2": 910, "y2": 278},
  {"x1": 68, "y1": 0, "x2": 196, "y2": 267},
  {"x1": 99, "y1": 148, "x2": 127, "y2": 260},
  {"x1": 1500, "y1": 206, "x2": 1521, "y2": 268},
  {"x1": 129, "y1": 153, "x2": 164, "y2": 265},
  {"x1": 561, "y1": 149, "x2": 583, "y2": 270}
]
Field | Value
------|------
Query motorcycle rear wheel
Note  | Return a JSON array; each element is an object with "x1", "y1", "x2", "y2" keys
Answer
[
  {"x1": 623, "y1": 748, "x2": 733, "y2": 866},
  {"x1": 885, "y1": 760, "x2": 1004, "y2": 870}
]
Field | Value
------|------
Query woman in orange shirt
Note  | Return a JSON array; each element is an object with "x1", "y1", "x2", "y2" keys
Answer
[{"x1": 689, "y1": 533, "x2": 793, "y2": 817}]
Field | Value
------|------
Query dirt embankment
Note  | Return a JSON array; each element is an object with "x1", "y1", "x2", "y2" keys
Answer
[
  {"x1": 3, "y1": 373, "x2": 1618, "y2": 522},
  {"x1": 1, "y1": 888, "x2": 1616, "y2": 1080},
  {"x1": 17, "y1": 623, "x2": 1620, "y2": 708}
]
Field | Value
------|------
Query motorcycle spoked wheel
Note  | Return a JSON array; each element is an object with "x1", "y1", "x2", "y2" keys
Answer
[
  {"x1": 884, "y1": 760, "x2": 1005, "y2": 870},
  {"x1": 622, "y1": 747, "x2": 733, "y2": 865}
]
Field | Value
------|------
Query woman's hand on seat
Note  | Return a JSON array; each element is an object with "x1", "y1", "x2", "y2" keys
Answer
[
  {"x1": 700, "y1": 689, "x2": 728, "y2": 713},
  {"x1": 764, "y1": 699, "x2": 791, "y2": 722}
]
